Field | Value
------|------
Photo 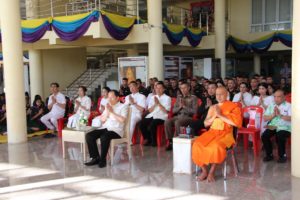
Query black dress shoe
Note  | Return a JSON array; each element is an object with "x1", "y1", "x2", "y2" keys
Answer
[
  {"x1": 84, "y1": 158, "x2": 99, "y2": 166},
  {"x1": 165, "y1": 143, "x2": 173, "y2": 151},
  {"x1": 263, "y1": 155, "x2": 274, "y2": 162},
  {"x1": 43, "y1": 133, "x2": 56, "y2": 138},
  {"x1": 98, "y1": 160, "x2": 107, "y2": 168},
  {"x1": 144, "y1": 141, "x2": 152, "y2": 146},
  {"x1": 277, "y1": 156, "x2": 287, "y2": 163}
]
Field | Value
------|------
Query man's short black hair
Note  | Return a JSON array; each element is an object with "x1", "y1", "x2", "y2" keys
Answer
[
  {"x1": 239, "y1": 82, "x2": 249, "y2": 88},
  {"x1": 136, "y1": 79, "x2": 142, "y2": 84},
  {"x1": 109, "y1": 90, "x2": 120, "y2": 97},
  {"x1": 50, "y1": 82, "x2": 59, "y2": 87},
  {"x1": 129, "y1": 81, "x2": 137, "y2": 86},
  {"x1": 180, "y1": 81, "x2": 190, "y2": 87},
  {"x1": 122, "y1": 77, "x2": 128, "y2": 81},
  {"x1": 207, "y1": 81, "x2": 218, "y2": 87},
  {"x1": 103, "y1": 86, "x2": 111, "y2": 92},
  {"x1": 156, "y1": 81, "x2": 165, "y2": 89}
]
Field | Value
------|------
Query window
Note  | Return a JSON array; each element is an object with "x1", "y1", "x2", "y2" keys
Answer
[{"x1": 251, "y1": 0, "x2": 292, "y2": 32}]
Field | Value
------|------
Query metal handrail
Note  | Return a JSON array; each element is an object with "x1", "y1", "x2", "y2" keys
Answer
[
  {"x1": 65, "y1": 49, "x2": 123, "y2": 96},
  {"x1": 65, "y1": 68, "x2": 102, "y2": 91}
]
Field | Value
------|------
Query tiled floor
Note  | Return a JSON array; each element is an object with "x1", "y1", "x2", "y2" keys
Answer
[{"x1": 0, "y1": 137, "x2": 296, "y2": 200}]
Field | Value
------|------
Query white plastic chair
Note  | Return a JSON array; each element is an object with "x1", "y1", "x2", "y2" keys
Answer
[{"x1": 109, "y1": 107, "x2": 132, "y2": 165}]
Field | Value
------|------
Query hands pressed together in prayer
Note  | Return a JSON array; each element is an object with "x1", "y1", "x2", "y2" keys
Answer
[
  {"x1": 51, "y1": 96, "x2": 57, "y2": 104},
  {"x1": 179, "y1": 98, "x2": 186, "y2": 108},
  {"x1": 106, "y1": 104, "x2": 114, "y2": 115},
  {"x1": 129, "y1": 95, "x2": 135, "y2": 105},
  {"x1": 154, "y1": 96, "x2": 160, "y2": 105}
]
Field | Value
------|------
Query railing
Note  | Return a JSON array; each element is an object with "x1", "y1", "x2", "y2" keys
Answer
[
  {"x1": 25, "y1": 0, "x2": 139, "y2": 19},
  {"x1": 65, "y1": 68, "x2": 106, "y2": 97},
  {"x1": 251, "y1": 21, "x2": 292, "y2": 32},
  {"x1": 164, "y1": 6, "x2": 211, "y2": 34}
]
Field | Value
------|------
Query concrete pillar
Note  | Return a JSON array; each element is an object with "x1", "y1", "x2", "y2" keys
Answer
[
  {"x1": 29, "y1": 50, "x2": 44, "y2": 102},
  {"x1": 214, "y1": 0, "x2": 226, "y2": 78},
  {"x1": 8, "y1": 143, "x2": 29, "y2": 185},
  {"x1": 254, "y1": 54, "x2": 261, "y2": 74},
  {"x1": 26, "y1": 0, "x2": 39, "y2": 19},
  {"x1": 147, "y1": 0, "x2": 163, "y2": 80},
  {"x1": 0, "y1": 0, "x2": 27, "y2": 143},
  {"x1": 292, "y1": 0, "x2": 300, "y2": 178}
]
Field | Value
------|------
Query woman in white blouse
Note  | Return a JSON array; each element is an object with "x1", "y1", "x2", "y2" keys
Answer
[
  {"x1": 92, "y1": 87, "x2": 111, "y2": 127},
  {"x1": 251, "y1": 83, "x2": 274, "y2": 110},
  {"x1": 98, "y1": 87, "x2": 110, "y2": 114},
  {"x1": 250, "y1": 83, "x2": 274, "y2": 134},
  {"x1": 232, "y1": 82, "x2": 252, "y2": 107},
  {"x1": 67, "y1": 86, "x2": 91, "y2": 128}
]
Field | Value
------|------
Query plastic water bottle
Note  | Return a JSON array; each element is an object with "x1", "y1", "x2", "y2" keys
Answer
[
  {"x1": 255, "y1": 114, "x2": 261, "y2": 129},
  {"x1": 186, "y1": 125, "x2": 191, "y2": 137}
]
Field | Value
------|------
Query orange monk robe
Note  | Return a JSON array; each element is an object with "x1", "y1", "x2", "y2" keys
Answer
[{"x1": 192, "y1": 101, "x2": 242, "y2": 167}]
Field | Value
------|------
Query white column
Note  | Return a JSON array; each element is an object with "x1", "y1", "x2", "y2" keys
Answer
[
  {"x1": 0, "y1": 0, "x2": 27, "y2": 143},
  {"x1": 147, "y1": 0, "x2": 163, "y2": 80},
  {"x1": 292, "y1": 0, "x2": 300, "y2": 178},
  {"x1": 29, "y1": 50, "x2": 44, "y2": 102},
  {"x1": 8, "y1": 143, "x2": 29, "y2": 185},
  {"x1": 214, "y1": 0, "x2": 226, "y2": 78},
  {"x1": 26, "y1": 0, "x2": 39, "y2": 19},
  {"x1": 253, "y1": 54, "x2": 261, "y2": 74}
]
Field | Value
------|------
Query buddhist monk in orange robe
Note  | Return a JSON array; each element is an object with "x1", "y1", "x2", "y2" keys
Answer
[{"x1": 192, "y1": 87, "x2": 242, "y2": 182}]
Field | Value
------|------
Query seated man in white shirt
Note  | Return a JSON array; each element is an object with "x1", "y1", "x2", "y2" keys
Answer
[
  {"x1": 67, "y1": 86, "x2": 91, "y2": 128},
  {"x1": 41, "y1": 82, "x2": 66, "y2": 137},
  {"x1": 139, "y1": 81, "x2": 171, "y2": 146},
  {"x1": 124, "y1": 81, "x2": 146, "y2": 144},
  {"x1": 85, "y1": 90, "x2": 129, "y2": 168}
]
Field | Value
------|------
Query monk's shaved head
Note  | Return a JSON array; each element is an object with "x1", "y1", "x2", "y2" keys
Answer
[{"x1": 216, "y1": 87, "x2": 228, "y2": 103}]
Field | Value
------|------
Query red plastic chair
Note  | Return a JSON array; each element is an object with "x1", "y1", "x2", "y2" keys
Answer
[
  {"x1": 156, "y1": 97, "x2": 177, "y2": 147},
  {"x1": 88, "y1": 97, "x2": 102, "y2": 125},
  {"x1": 286, "y1": 93, "x2": 291, "y2": 103},
  {"x1": 57, "y1": 118, "x2": 67, "y2": 137},
  {"x1": 120, "y1": 96, "x2": 126, "y2": 103},
  {"x1": 237, "y1": 106, "x2": 263, "y2": 156},
  {"x1": 192, "y1": 98, "x2": 202, "y2": 120},
  {"x1": 132, "y1": 124, "x2": 144, "y2": 145}
]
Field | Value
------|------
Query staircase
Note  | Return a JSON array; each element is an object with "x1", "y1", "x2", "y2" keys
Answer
[
  {"x1": 62, "y1": 66, "x2": 118, "y2": 99},
  {"x1": 63, "y1": 49, "x2": 126, "y2": 101}
]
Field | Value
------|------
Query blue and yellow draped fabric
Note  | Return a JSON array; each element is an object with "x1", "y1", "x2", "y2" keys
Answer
[
  {"x1": 163, "y1": 22, "x2": 207, "y2": 47},
  {"x1": 10, "y1": 11, "x2": 293, "y2": 51},
  {"x1": 100, "y1": 10, "x2": 136, "y2": 40},
  {"x1": 227, "y1": 30, "x2": 292, "y2": 53},
  {"x1": 21, "y1": 18, "x2": 51, "y2": 43},
  {"x1": 52, "y1": 10, "x2": 99, "y2": 41},
  {"x1": 163, "y1": 22, "x2": 185, "y2": 45},
  {"x1": 185, "y1": 28, "x2": 207, "y2": 47}
]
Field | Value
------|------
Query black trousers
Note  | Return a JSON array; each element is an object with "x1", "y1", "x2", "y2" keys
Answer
[
  {"x1": 85, "y1": 128, "x2": 121, "y2": 161},
  {"x1": 261, "y1": 129, "x2": 291, "y2": 157},
  {"x1": 190, "y1": 119, "x2": 205, "y2": 135},
  {"x1": 139, "y1": 117, "x2": 164, "y2": 145}
]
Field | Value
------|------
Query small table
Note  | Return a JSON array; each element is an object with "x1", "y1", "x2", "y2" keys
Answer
[
  {"x1": 62, "y1": 126, "x2": 96, "y2": 161},
  {"x1": 173, "y1": 137, "x2": 196, "y2": 174}
]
